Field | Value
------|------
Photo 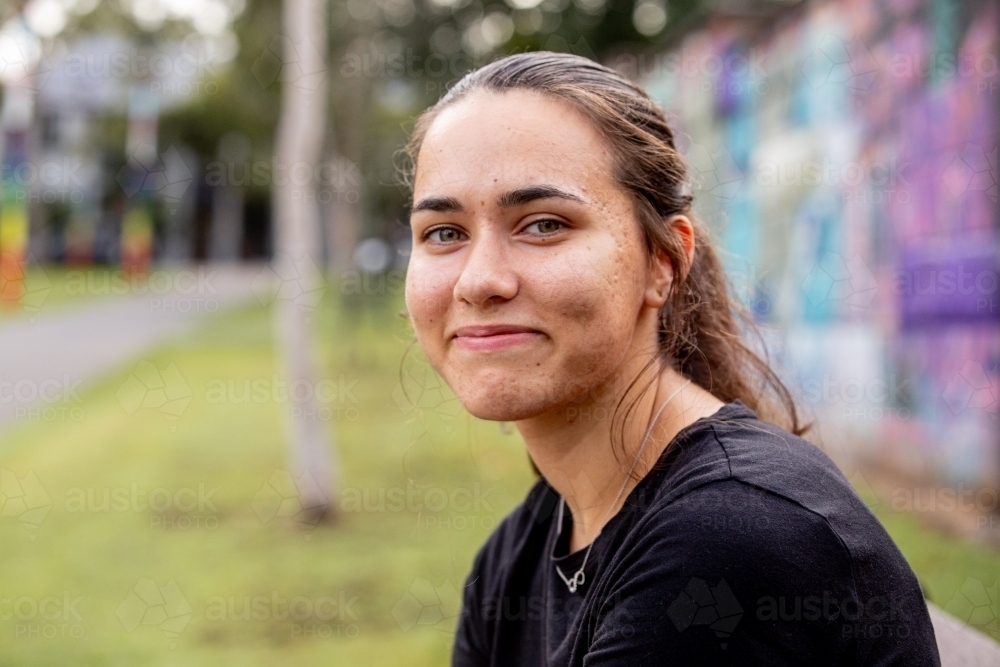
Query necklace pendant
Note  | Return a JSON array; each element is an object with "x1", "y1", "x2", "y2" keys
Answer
[{"x1": 568, "y1": 570, "x2": 585, "y2": 593}]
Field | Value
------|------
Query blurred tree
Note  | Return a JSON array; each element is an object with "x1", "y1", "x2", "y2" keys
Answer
[{"x1": 270, "y1": 0, "x2": 339, "y2": 522}]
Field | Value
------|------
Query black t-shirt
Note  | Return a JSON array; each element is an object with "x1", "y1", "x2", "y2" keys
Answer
[{"x1": 451, "y1": 399, "x2": 941, "y2": 666}]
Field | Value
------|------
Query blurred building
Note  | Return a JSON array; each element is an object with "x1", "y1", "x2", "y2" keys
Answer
[
  {"x1": 1, "y1": 26, "x2": 255, "y2": 267},
  {"x1": 642, "y1": 0, "x2": 998, "y2": 491}
]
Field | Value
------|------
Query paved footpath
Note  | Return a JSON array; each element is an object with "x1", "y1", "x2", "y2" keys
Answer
[
  {"x1": 929, "y1": 604, "x2": 1000, "y2": 666},
  {"x1": 0, "y1": 264, "x2": 263, "y2": 431}
]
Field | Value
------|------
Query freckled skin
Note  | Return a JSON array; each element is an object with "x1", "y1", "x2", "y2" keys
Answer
[{"x1": 406, "y1": 89, "x2": 670, "y2": 423}]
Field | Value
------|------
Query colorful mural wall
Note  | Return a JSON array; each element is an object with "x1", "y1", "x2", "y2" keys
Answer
[{"x1": 641, "y1": 0, "x2": 999, "y2": 489}]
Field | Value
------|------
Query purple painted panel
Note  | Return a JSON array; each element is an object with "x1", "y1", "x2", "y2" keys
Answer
[{"x1": 898, "y1": 239, "x2": 1000, "y2": 328}]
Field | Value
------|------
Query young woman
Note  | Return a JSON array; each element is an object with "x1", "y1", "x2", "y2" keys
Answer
[{"x1": 399, "y1": 51, "x2": 940, "y2": 666}]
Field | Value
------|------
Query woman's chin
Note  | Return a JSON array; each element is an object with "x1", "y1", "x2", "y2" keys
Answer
[
  {"x1": 462, "y1": 400, "x2": 526, "y2": 422},
  {"x1": 458, "y1": 391, "x2": 543, "y2": 423}
]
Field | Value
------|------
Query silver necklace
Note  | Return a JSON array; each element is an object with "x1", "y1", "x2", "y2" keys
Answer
[{"x1": 554, "y1": 378, "x2": 692, "y2": 594}]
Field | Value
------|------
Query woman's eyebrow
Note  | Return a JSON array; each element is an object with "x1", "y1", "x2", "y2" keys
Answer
[
  {"x1": 411, "y1": 185, "x2": 585, "y2": 214},
  {"x1": 410, "y1": 195, "x2": 464, "y2": 214},
  {"x1": 496, "y1": 185, "x2": 586, "y2": 209}
]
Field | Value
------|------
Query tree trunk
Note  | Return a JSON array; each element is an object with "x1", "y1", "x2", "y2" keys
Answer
[{"x1": 272, "y1": 0, "x2": 338, "y2": 522}]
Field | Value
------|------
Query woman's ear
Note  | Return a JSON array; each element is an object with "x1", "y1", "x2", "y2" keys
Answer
[
  {"x1": 645, "y1": 214, "x2": 695, "y2": 308},
  {"x1": 668, "y1": 214, "x2": 696, "y2": 274},
  {"x1": 644, "y1": 246, "x2": 674, "y2": 309}
]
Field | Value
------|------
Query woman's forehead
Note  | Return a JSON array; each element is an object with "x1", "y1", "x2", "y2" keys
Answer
[{"x1": 414, "y1": 90, "x2": 617, "y2": 202}]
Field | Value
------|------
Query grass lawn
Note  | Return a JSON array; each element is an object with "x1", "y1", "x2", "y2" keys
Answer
[
  {"x1": 0, "y1": 285, "x2": 997, "y2": 665},
  {"x1": 866, "y1": 500, "x2": 1000, "y2": 640}
]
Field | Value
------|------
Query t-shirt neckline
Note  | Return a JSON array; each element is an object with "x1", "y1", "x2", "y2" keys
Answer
[{"x1": 545, "y1": 398, "x2": 752, "y2": 565}]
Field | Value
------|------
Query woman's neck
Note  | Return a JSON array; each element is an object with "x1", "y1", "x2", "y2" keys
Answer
[{"x1": 518, "y1": 364, "x2": 725, "y2": 554}]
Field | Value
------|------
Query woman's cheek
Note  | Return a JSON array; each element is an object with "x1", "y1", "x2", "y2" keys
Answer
[
  {"x1": 555, "y1": 258, "x2": 637, "y2": 372},
  {"x1": 543, "y1": 249, "x2": 621, "y2": 328},
  {"x1": 405, "y1": 272, "x2": 446, "y2": 354}
]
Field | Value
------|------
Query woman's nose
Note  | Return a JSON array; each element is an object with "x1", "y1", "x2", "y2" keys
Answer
[{"x1": 453, "y1": 230, "x2": 518, "y2": 308}]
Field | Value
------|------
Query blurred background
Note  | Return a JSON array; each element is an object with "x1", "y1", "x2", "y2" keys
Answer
[{"x1": 0, "y1": 0, "x2": 997, "y2": 664}]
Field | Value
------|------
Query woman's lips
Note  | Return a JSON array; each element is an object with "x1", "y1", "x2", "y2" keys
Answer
[
  {"x1": 451, "y1": 325, "x2": 544, "y2": 352},
  {"x1": 453, "y1": 331, "x2": 544, "y2": 352}
]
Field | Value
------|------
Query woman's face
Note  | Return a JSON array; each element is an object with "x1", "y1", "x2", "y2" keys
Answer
[{"x1": 405, "y1": 88, "x2": 666, "y2": 422}]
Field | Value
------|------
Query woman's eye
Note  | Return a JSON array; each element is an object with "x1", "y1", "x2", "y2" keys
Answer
[
  {"x1": 422, "y1": 220, "x2": 565, "y2": 244},
  {"x1": 424, "y1": 227, "x2": 464, "y2": 243},
  {"x1": 525, "y1": 219, "x2": 565, "y2": 235}
]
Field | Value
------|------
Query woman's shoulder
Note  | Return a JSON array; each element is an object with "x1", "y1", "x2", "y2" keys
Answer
[
  {"x1": 634, "y1": 400, "x2": 923, "y2": 599},
  {"x1": 618, "y1": 405, "x2": 938, "y2": 652},
  {"x1": 596, "y1": 475, "x2": 939, "y2": 664},
  {"x1": 694, "y1": 402, "x2": 891, "y2": 557},
  {"x1": 627, "y1": 474, "x2": 859, "y2": 576},
  {"x1": 602, "y1": 436, "x2": 939, "y2": 663},
  {"x1": 656, "y1": 400, "x2": 882, "y2": 544}
]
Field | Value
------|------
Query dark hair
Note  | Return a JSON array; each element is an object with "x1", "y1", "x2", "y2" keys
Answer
[{"x1": 397, "y1": 51, "x2": 813, "y2": 477}]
